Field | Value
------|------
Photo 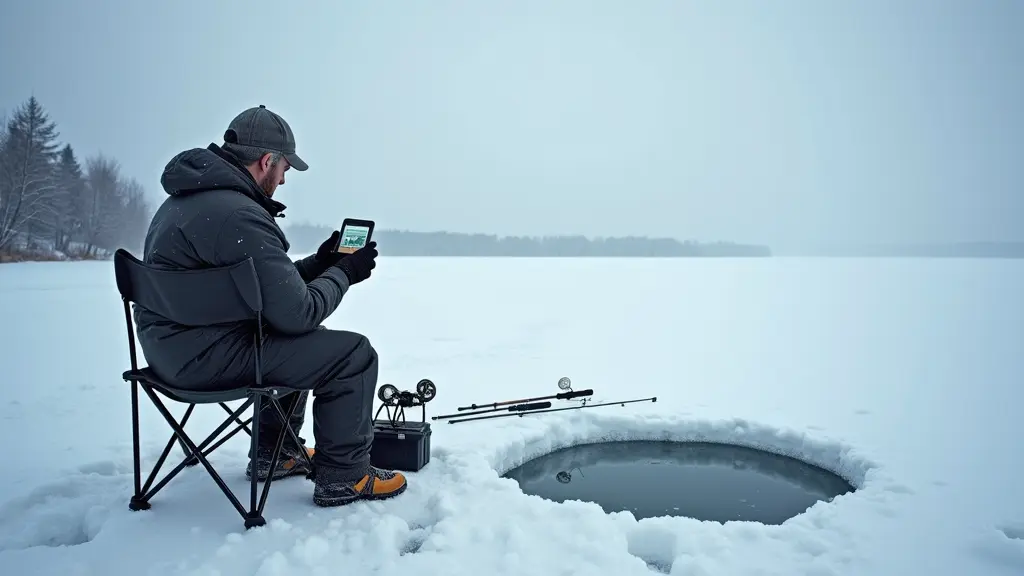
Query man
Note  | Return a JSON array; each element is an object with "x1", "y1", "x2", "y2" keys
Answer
[{"x1": 133, "y1": 104, "x2": 407, "y2": 507}]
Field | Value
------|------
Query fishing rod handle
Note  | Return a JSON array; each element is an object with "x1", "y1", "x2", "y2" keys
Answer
[
  {"x1": 555, "y1": 388, "x2": 593, "y2": 400},
  {"x1": 508, "y1": 401, "x2": 551, "y2": 412}
]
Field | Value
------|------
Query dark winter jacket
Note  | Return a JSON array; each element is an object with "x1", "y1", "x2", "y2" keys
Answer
[{"x1": 133, "y1": 144, "x2": 350, "y2": 386}]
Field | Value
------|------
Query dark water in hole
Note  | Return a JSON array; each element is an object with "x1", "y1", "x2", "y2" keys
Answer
[{"x1": 501, "y1": 441, "x2": 854, "y2": 524}]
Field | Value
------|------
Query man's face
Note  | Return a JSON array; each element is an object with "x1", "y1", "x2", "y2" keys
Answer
[{"x1": 256, "y1": 153, "x2": 291, "y2": 198}]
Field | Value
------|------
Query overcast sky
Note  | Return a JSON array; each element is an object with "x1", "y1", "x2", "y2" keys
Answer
[{"x1": 1, "y1": 0, "x2": 1021, "y2": 249}]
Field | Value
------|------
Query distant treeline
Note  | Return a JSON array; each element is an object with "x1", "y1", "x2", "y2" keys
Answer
[
  {"x1": 283, "y1": 222, "x2": 773, "y2": 257},
  {"x1": 795, "y1": 243, "x2": 1024, "y2": 258}
]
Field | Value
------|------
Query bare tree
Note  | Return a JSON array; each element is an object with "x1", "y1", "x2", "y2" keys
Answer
[
  {"x1": 79, "y1": 154, "x2": 123, "y2": 257},
  {"x1": 115, "y1": 176, "x2": 149, "y2": 253}
]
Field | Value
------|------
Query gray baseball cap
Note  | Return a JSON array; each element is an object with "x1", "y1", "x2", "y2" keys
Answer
[{"x1": 223, "y1": 104, "x2": 308, "y2": 171}]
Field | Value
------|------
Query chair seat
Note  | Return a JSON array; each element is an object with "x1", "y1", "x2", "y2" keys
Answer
[{"x1": 122, "y1": 368, "x2": 302, "y2": 404}]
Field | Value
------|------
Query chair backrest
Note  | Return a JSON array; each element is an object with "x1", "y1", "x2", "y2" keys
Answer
[{"x1": 114, "y1": 249, "x2": 263, "y2": 326}]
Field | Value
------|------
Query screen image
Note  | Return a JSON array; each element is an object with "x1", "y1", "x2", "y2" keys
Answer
[{"x1": 337, "y1": 225, "x2": 370, "y2": 254}]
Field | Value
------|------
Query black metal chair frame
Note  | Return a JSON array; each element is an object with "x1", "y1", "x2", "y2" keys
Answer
[{"x1": 114, "y1": 248, "x2": 314, "y2": 529}]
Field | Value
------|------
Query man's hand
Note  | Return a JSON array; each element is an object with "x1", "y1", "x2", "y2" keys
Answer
[
  {"x1": 314, "y1": 231, "x2": 345, "y2": 267},
  {"x1": 334, "y1": 241, "x2": 378, "y2": 285}
]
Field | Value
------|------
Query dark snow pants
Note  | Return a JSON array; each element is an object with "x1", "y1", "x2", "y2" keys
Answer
[{"x1": 186, "y1": 327, "x2": 378, "y2": 476}]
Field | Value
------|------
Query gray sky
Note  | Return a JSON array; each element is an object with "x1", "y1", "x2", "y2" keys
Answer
[{"x1": 1, "y1": 0, "x2": 1021, "y2": 249}]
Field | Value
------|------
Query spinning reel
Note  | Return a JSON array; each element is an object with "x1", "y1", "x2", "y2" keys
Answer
[
  {"x1": 556, "y1": 377, "x2": 593, "y2": 406},
  {"x1": 555, "y1": 467, "x2": 584, "y2": 484},
  {"x1": 374, "y1": 379, "x2": 437, "y2": 427}
]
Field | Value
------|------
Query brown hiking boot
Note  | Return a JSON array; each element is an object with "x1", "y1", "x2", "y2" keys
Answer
[
  {"x1": 313, "y1": 465, "x2": 407, "y2": 507},
  {"x1": 246, "y1": 445, "x2": 316, "y2": 482}
]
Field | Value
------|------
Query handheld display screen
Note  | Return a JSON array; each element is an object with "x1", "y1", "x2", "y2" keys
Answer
[{"x1": 337, "y1": 223, "x2": 372, "y2": 254}]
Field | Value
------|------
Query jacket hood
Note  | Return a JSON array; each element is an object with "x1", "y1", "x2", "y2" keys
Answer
[{"x1": 159, "y1": 144, "x2": 287, "y2": 217}]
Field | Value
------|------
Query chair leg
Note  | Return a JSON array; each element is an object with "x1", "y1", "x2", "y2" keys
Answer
[
  {"x1": 247, "y1": 393, "x2": 263, "y2": 528},
  {"x1": 141, "y1": 404, "x2": 196, "y2": 496},
  {"x1": 268, "y1": 396, "x2": 315, "y2": 472},
  {"x1": 243, "y1": 392, "x2": 305, "y2": 528},
  {"x1": 129, "y1": 380, "x2": 150, "y2": 511}
]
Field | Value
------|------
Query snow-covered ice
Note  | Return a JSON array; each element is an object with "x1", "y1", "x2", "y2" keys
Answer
[{"x1": 0, "y1": 256, "x2": 1022, "y2": 575}]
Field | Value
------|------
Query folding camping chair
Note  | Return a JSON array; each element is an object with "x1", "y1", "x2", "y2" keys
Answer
[{"x1": 113, "y1": 248, "x2": 313, "y2": 529}]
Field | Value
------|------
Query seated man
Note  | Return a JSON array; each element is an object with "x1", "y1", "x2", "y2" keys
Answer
[{"x1": 132, "y1": 104, "x2": 406, "y2": 507}]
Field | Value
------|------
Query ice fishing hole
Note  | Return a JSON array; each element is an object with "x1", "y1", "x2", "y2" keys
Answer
[{"x1": 501, "y1": 441, "x2": 855, "y2": 524}]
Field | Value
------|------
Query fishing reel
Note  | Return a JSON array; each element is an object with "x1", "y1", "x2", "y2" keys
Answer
[
  {"x1": 374, "y1": 379, "x2": 437, "y2": 427},
  {"x1": 555, "y1": 467, "x2": 584, "y2": 484},
  {"x1": 558, "y1": 376, "x2": 589, "y2": 406}
]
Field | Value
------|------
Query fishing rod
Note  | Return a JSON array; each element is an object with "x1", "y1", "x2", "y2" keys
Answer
[
  {"x1": 446, "y1": 396, "x2": 658, "y2": 425},
  {"x1": 432, "y1": 400, "x2": 553, "y2": 421},
  {"x1": 455, "y1": 377, "x2": 592, "y2": 411},
  {"x1": 435, "y1": 377, "x2": 589, "y2": 420}
]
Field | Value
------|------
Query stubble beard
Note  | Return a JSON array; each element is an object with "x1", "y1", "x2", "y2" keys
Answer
[{"x1": 259, "y1": 168, "x2": 278, "y2": 198}]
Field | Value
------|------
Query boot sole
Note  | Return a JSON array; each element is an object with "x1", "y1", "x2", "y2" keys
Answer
[{"x1": 312, "y1": 481, "x2": 408, "y2": 507}]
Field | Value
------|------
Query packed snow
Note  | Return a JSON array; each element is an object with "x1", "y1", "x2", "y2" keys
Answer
[{"x1": 0, "y1": 256, "x2": 1022, "y2": 575}]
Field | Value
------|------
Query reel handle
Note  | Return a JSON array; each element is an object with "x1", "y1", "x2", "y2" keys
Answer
[{"x1": 556, "y1": 388, "x2": 593, "y2": 400}]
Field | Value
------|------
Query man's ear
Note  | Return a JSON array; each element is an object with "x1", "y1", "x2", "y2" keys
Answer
[{"x1": 259, "y1": 153, "x2": 273, "y2": 172}]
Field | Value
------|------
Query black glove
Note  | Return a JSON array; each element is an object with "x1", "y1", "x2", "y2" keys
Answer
[
  {"x1": 314, "y1": 231, "x2": 345, "y2": 267},
  {"x1": 335, "y1": 241, "x2": 378, "y2": 285}
]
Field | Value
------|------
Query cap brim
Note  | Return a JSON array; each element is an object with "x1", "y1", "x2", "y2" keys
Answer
[{"x1": 285, "y1": 153, "x2": 308, "y2": 171}]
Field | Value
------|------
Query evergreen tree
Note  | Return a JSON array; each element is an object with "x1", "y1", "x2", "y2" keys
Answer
[
  {"x1": 52, "y1": 144, "x2": 85, "y2": 253},
  {"x1": 0, "y1": 96, "x2": 61, "y2": 253}
]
